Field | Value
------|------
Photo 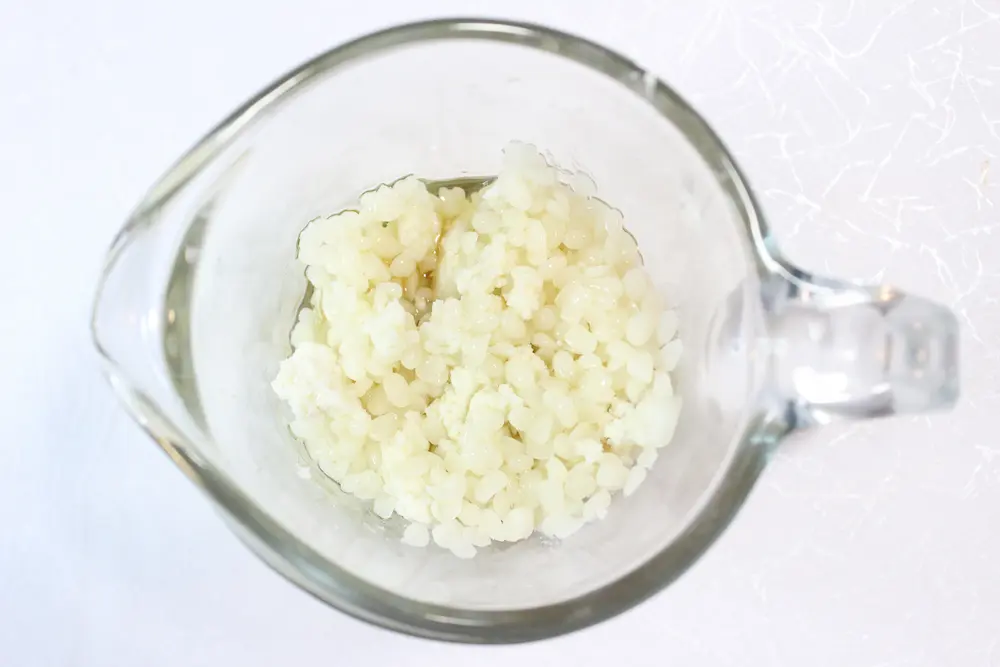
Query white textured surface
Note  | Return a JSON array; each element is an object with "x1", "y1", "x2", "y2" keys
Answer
[{"x1": 2, "y1": 0, "x2": 998, "y2": 665}]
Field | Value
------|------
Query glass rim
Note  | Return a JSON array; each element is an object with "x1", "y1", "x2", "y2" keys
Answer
[{"x1": 104, "y1": 17, "x2": 776, "y2": 643}]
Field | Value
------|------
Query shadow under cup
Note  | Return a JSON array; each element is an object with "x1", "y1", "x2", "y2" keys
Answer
[{"x1": 144, "y1": 24, "x2": 762, "y2": 634}]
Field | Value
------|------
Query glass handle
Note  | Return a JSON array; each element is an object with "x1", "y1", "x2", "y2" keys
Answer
[{"x1": 762, "y1": 264, "x2": 960, "y2": 427}]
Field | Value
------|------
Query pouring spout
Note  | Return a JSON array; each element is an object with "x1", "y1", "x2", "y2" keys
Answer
[
  {"x1": 92, "y1": 219, "x2": 162, "y2": 388},
  {"x1": 91, "y1": 212, "x2": 198, "y2": 448}
]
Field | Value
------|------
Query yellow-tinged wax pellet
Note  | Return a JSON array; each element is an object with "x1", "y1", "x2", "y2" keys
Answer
[{"x1": 273, "y1": 142, "x2": 681, "y2": 558}]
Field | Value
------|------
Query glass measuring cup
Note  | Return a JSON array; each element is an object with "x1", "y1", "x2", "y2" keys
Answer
[{"x1": 91, "y1": 19, "x2": 959, "y2": 642}]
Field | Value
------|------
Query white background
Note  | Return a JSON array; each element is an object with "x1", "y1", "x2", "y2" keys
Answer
[{"x1": 2, "y1": 0, "x2": 1000, "y2": 665}]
